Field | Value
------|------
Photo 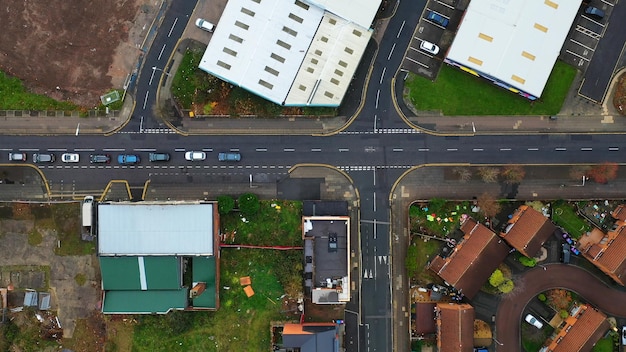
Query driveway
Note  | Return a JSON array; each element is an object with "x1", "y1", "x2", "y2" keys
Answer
[{"x1": 495, "y1": 264, "x2": 626, "y2": 351}]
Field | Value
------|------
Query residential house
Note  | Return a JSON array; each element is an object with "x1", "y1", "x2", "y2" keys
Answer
[
  {"x1": 579, "y1": 206, "x2": 626, "y2": 285},
  {"x1": 435, "y1": 303, "x2": 475, "y2": 352},
  {"x1": 541, "y1": 304, "x2": 609, "y2": 352},
  {"x1": 281, "y1": 323, "x2": 339, "y2": 352},
  {"x1": 499, "y1": 205, "x2": 555, "y2": 258},
  {"x1": 428, "y1": 218, "x2": 510, "y2": 298},
  {"x1": 97, "y1": 201, "x2": 220, "y2": 314}
]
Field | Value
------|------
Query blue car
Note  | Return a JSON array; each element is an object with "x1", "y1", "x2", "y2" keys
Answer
[
  {"x1": 117, "y1": 154, "x2": 140, "y2": 165},
  {"x1": 426, "y1": 11, "x2": 449, "y2": 28}
]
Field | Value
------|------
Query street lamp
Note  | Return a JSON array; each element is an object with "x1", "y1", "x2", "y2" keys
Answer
[
  {"x1": 493, "y1": 337, "x2": 503, "y2": 346},
  {"x1": 152, "y1": 66, "x2": 170, "y2": 76}
]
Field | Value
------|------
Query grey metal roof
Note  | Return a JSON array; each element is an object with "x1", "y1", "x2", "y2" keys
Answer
[{"x1": 97, "y1": 202, "x2": 215, "y2": 256}]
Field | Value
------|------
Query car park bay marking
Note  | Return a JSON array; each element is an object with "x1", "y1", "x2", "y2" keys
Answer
[
  {"x1": 405, "y1": 56, "x2": 429, "y2": 68},
  {"x1": 566, "y1": 50, "x2": 591, "y2": 62},
  {"x1": 600, "y1": 0, "x2": 614, "y2": 6},
  {"x1": 575, "y1": 25, "x2": 601, "y2": 40},
  {"x1": 435, "y1": 0, "x2": 454, "y2": 9},
  {"x1": 570, "y1": 39, "x2": 596, "y2": 52}
]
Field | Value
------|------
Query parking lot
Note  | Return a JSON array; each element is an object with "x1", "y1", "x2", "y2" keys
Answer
[
  {"x1": 401, "y1": 0, "x2": 465, "y2": 79},
  {"x1": 560, "y1": 0, "x2": 616, "y2": 72}
]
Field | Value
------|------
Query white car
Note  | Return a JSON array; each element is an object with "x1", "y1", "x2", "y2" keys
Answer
[
  {"x1": 185, "y1": 151, "x2": 206, "y2": 161},
  {"x1": 195, "y1": 18, "x2": 215, "y2": 32},
  {"x1": 61, "y1": 153, "x2": 80, "y2": 163},
  {"x1": 420, "y1": 40, "x2": 440, "y2": 55},
  {"x1": 622, "y1": 326, "x2": 626, "y2": 346},
  {"x1": 525, "y1": 314, "x2": 543, "y2": 329}
]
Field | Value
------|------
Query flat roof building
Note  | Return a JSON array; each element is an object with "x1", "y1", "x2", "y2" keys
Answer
[
  {"x1": 198, "y1": 0, "x2": 380, "y2": 107},
  {"x1": 444, "y1": 0, "x2": 581, "y2": 100}
]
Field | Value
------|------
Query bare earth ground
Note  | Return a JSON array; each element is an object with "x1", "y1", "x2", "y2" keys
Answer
[{"x1": 0, "y1": 0, "x2": 160, "y2": 107}]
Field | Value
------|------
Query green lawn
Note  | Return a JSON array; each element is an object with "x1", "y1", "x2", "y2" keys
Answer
[
  {"x1": 404, "y1": 61, "x2": 577, "y2": 115},
  {"x1": 0, "y1": 71, "x2": 76, "y2": 110},
  {"x1": 131, "y1": 248, "x2": 301, "y2": 351},
  {"x1": 591, "y1": 335, "x2": 613, "y2": 352},
  {"x1": 552, "y1": 203, "x2": 590, "y2": 239}
]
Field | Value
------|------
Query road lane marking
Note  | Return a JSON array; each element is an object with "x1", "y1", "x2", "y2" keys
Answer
[
  {"x1": 338, "y1": 148, "x2": 350, "y2": 152},
  {"x1": 581, "y1": 147, "x2": 593, "y2": 151},
  {"x1": 157, "y1": 44, "x2": 167, "y2": 60},
  {"x1": 528, "y1": 148, "x2": 539, "y2": 151},
  {"x1": 284, "y1": 148, "x2": 295, "y2": 152},
  {"x1": 134, "y1": 148, "x2": 156, "y2": 151},
  {"x1": 142, "y1": 91, "x2": 149, "y2": 109},
  {"x1": 392, "y1": 148, "x2": 403, "y2": 152},
  {"x1": 387, "y1": 43, "x2": 396, "y2": 60},
  {"x1": 375, "y1": 89, "x2": 380, "y2": 108},
  {"x1": 202, "y1": 148, "x2": 213, "y2": 152},
  {"x1": 473, "y1": 148, "x2": 483, "y2": 151},
  {"x1": 397, "y1": 21, "x2": 405, "y2": 38},
  {"x1": 500, "y1": 148, "x2": 511, "y2": 151},
  {"x1": 311, "y1": 148, "x2": 321, "y2": 152},
  {"x1": 168, "y1": 18, "x2": 178, "y2": 38},
  {"x1": 418, "y1": 148, "x2": 429, "y2": 152},
  {"x1": 555, "y1": 148, "x2": 567, "y2": 151},
  {"x1": 609, "y1": 147, "x2": 619, "y2": 151},
  {"x1": 256, "y1": 148, "x2": 267, "y2": 152},
  {"x1": 380, "y1": 67, "x2": 386, "y2": 84},
  {"x1": 447, "y1": 148, "x2": 458, "y2": 151}
]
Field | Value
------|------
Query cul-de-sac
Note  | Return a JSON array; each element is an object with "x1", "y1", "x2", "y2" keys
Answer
[{"x1": 1, "y1": 0, "x2": 626, "y2": 351}]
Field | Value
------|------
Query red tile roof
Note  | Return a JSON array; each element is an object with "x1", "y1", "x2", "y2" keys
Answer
[
  {"x1": 500, "y1": 205, "x2": 555, "y2": 257},
  {"x1": 548, "y1": 305, "x2": 609, "y2": 352},
  {"x1": 612, "y1": 205, "x2": 626, "y2": 221},
  {"x1": 593, "y1": 224, "x2": 626, "y2": 284},
  {"x1": 436, "y1": 303, "x2": 474, "y2": 352},
  {"x1": 428, "y1": 218, "x2": 510, "y2": 298},
  {"x1": 414, "y1": 302, "x2": 437, "y2": 334}
]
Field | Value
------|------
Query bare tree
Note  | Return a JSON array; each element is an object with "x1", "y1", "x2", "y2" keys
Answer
[
  {"x1": 452, "y1": 167, "x2": 472, "y2": 183},
  {"x1": 477, "y1": 192, "x2": 502, "y2": 218},
  {"x1": 477, "y1": 167, "x2": 500, "y2": 183},
  {"x1": 501, "y1": 165, "x2": 525, "y2": 184}
]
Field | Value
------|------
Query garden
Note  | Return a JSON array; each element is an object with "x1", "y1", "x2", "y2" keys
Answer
[
  {"x1": 171, "y1": 48, "x2": 336, "y2": 117},
  {"x1": 404, "y1": 61, "x2": 576, "y2": 116}
]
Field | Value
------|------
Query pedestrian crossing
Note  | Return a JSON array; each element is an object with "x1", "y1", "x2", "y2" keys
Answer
[
  {"x1": 339, "y1": 165, "x2": 412, "y2": 171},
  {"x1": 340, "y1": 128, "x2": 421, "y2": 135},
  {"x1": 118, "y1": 128, "x2": 176, "y2": 134}
]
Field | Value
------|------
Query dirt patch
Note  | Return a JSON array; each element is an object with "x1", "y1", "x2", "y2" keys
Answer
[{"x1": 0, "y1": 0, "x2": 159, "y2": 107}]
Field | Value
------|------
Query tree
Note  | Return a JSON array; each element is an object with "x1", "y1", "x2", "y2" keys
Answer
[
  {"x1": 238, "y1": 193, "x2": 260, "y2": 217},
  {"x1": 546, "y1": 289, "x2": 572, "y2": 311},
  {"x1": 489, "y1": 269, "x2": 505, "y2": 287},
  {"x1": 478, "y1": 167, "x2": 500, "y2": 183},
  {"x1": 452, "y1": 167, "x2": 472, "y2": 183},
  {"x1": 518, "y1": 256, "x2": 536, "y2": 267},
  {"x1": 569, "y1": 165, "x2": 591, "y2": 181},
  {"x1": 477, "y1": 192, "x2": 501, "y2": 218},
  {"x1": 217, "y1": 195, "x2": 235, "y2": 215},
  {"x1": 501, "y1": 165, "x2": 525, "y2": 184},
  {"x1": 586, "y1": 162, "x2": 618, "y2": 184}
]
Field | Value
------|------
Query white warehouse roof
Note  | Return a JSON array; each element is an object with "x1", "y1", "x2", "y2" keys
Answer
[
  {"x1": 306, "y1": 0, "x2": 381, "y2": 28},
  {"x1": 98, "y1": 202, "x2": 215, "y2": 256},
  {"x1": 445, "y1": 0, "x2": 580, "y2": 98},
  {"x1": 198, "y1": 0, "x2": 378, "y2": 107}
]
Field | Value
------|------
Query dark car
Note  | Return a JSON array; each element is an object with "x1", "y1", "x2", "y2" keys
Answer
[
  {"x1": 426, "y1": 11, "x2": 449, "y2": 28},
  {"x1": 584, "y1": 6, "x2": 605, "y2": 20},
  {"x1": 117, "y1": 154, "x2": 140, "y2": 165},
  {"x1": 571, "y1": 246, "x2": 581, "y2": 255},
  {"x1": 561, "y1": 243, "x2": 571, "y2": 264},
  {"x1": 149, "y1": 152, "x2": 170, "y2": 162},
  {"x1": 90, "y1": 154, "x2": 111, "y2": 164},
  {"x1": 33, "y1": 153, "x2": 55, "y2": 163},
  {"x1": 328, "y1": 232, "x2": 338, "y2": 252},
  {"x1": 218, "y1": 152, "x2": 241, "y2": 162},
  {"x1": 562, "y1": 232, "x2": 574, "y2": 245}
]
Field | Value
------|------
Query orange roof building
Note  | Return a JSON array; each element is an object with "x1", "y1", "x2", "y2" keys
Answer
[
  {"x1": 543, "y1": 304, "x2": 609, "y2": 352},
  {"x1": 580, "y1": 219, "x2": 626, "y2": 286},
  {"x1": 428, "y1": 218, "x2": 510, "y2": 299},
  {"x1": 435, "y1": 303, "x2": 475, "y2": 352},
  {"x1": 499, "y1": 205, "x2": 555, "y2": 258}
]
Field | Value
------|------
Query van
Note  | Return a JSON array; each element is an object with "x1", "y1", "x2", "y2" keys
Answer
[{"x1": 149, "y1": 152, "x2": 170, "y2": 162}]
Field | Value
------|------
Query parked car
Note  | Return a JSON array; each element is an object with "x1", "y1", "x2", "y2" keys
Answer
[
  {"x1": 149, "y1": 152, "x2": 170, "y2": 162},
  {"x1": 8, "y1": 152, "x2": 27, "y2": 162},
  {"x1": 584, "y1": 6, "x2": 605, "y2": 20},
  {"x1": 426, "y1": 11, "x2": 449, "y2": 28},
  {"x1": 195, "y1": 18, "x2": 215, "y2": 32},
  {"x1": 218, "y1": 152, "x2": 241, "y2": 162},
  {"x1": 419, "y1": 40, "x2": 440, "y2": 55},
  {"x1": 562, "y1": 232, "x2": 574, "y2": 245},
  {"x1": 90, "y1": 154, "x2": 111, "y2": 164},
  {"x1": 621, "y1": 326, "x2": 626, "y2": 345},
  {"x1": 561, "y1": 243, "x2": 571, "y2": 264},
  {"x1": 117, "y1": 154, "x2": 140, "y2": 165},
  {"x1": 61, "y1": 153, "x2": 79, "y2": 163},
  {"x1": 571, "y1": 246, "x2": 581, "y2": 255},
  {"x1": 185, "y1": 151, "x2": 206, "y2": 161},
  {"x1": 33, "y1": 153, "x2": 55, "y2": 163},
  {"x1": 525, "y1": 314, "x2": 543, "y2": 329}
]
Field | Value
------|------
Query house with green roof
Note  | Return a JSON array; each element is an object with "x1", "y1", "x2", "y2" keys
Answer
[{"x1": 97, "y1": 201, "x2": 220, "y2": 314}]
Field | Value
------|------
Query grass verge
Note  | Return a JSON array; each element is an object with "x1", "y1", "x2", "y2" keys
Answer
[
  {"x1": 0, "y1": 71, "x2": 77, "y2": 110},
  {"x1": 552, "y1": 203, "x2": 590, "y2": 238},
  {"x1": 404, "y1": 61, "x2": 577, "y2": 115}
]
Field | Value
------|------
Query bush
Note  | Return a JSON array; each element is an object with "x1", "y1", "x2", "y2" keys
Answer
[
  {"x1": 518, "y1": 256, "x2": 537, "y2": 267},
  {"x1": 498, "y1": 280, "x2": 515, "y2": 293},
  {"x1": 538, "y1": 293, "x2": 546, "y2": 302},
  {"x1": 238, "y1": 193, "x2": 260, "y2": 217},
  {"x1": 489, "y1": 269, "x2": 505, "y2": 287},
  {"x1": 560, "y1": 310, "x2": 569, "y2": 319},
  {"x1": 217, "y1": 195, "x2": 235, "y2": 215}
]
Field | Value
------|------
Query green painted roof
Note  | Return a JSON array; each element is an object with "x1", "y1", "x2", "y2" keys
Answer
[
  {"x1": 102, "y1": 289, "x2": 188, "y2": 314},
  {"x1": 100, "y1": 256, "x2": 180, "y2": 290},
  {"x1": 192, "y1": 256, "x2": 217, "y2": 308}
]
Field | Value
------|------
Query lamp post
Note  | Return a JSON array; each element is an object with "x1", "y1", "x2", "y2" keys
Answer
[
  {"x1": 493, "y1": 337, "x2": 503, "y2": 346},
  {"x1": 152, "y1": 66, "x2": 170, "y2": 76}
]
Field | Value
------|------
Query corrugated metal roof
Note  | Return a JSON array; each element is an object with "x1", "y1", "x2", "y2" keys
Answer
[
  {"x1": 102, "y1": 289, "x2": 188, "y2": 314},
  {"x1": 100, "y1": 256, "x2": 181, "y2": 290},
  {"x1": 445, "y1": 0, "x2": 580, "y2": 98},
  {"x1": 97, "y1": 202, "x2": 214, "y2": 256},
  {"x1": 305, "y1": 0, "x2": 380, "y2": 28},
  {"x1": 191, "y1": 256, "x2": 217, "y2": 309}
]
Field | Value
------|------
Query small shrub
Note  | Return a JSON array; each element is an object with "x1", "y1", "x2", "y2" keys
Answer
[
  {"x1": 27, "y1": 229, "x2": 43, "y2": 246},
  {"x1": 238, "y1": 193, "x2": 260, "y2": 217},
  {"x1": 217, "y1": 195, "x2": 235, "y2": 215},
  {"x1": 478, "y1": 167, "x2": 500, "y2": 183},
  {"x1": 560, "y1": 310, "x2": 569, "y2": 319},
  {"x1": 489, "y1": 269, "x2": 505, "y2": 287},
  {"x1": 498, "y1": 280, "x2": 514, "y2": 293},
  {"x1": 538, "y1": 293, "x2": 546, "y2": 302},
  {"x1": 74, "y1": 273, "x2": 87, "y2": 286},
  {"x1": 518, "y1": 256, "x2": 536, "y2": 267}
]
